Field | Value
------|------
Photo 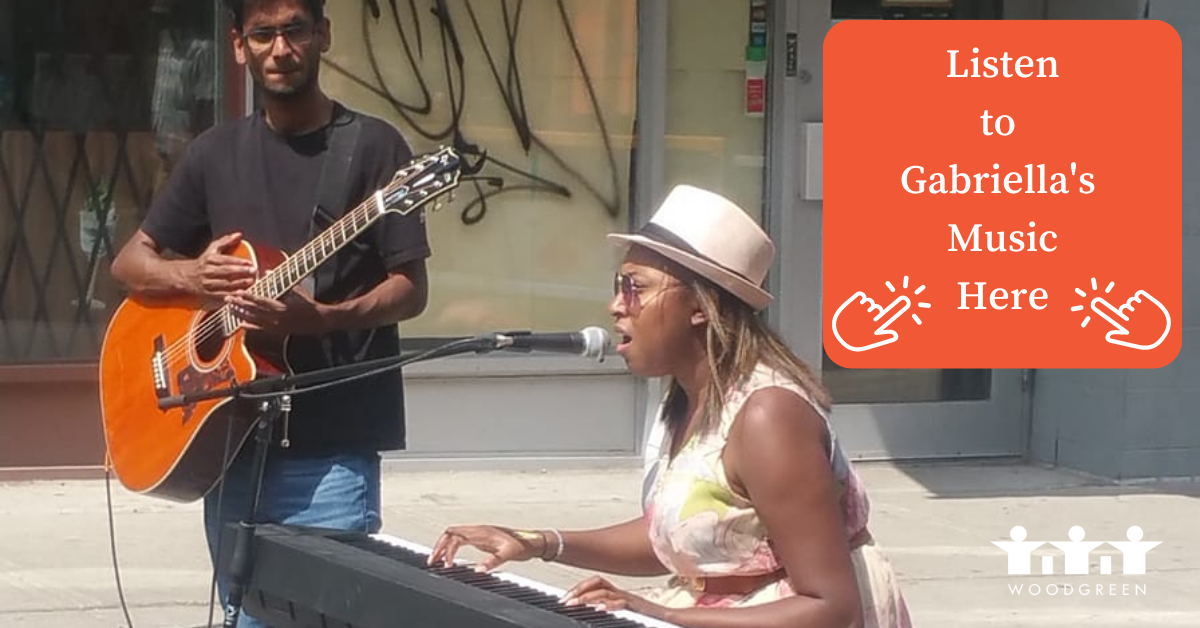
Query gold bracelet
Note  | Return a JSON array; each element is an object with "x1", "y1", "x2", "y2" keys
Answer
[{"x1": 512, "y1": 529, "x2": 545, "y2": 556}]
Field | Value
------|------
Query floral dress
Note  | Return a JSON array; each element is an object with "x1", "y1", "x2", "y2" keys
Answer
[{"x1": 638, "y1": 364, "x2": 912, "y2": 627}]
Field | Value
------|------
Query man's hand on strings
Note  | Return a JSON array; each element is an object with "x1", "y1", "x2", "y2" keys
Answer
[{"x1": 226, "y1": 288, "x2": 331, "y2": 336}]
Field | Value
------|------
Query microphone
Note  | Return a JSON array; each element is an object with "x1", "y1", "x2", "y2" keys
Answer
[{"x1": 489, "y1": 326, "x2": 610, "y2": 362}]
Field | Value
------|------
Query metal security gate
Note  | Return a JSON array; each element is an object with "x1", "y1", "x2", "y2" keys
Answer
[
  {"x1": 0, "y1": 130, "x2": 147, "y2": 360},
  {"x1": 0, "y1": 0, "x2": 222, "y2": 363}
]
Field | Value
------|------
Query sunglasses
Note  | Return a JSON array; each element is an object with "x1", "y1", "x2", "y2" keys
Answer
[
  {"x1": 614, "y1": 272, "x2": 684, "y2": 314},
  {"x1": 613, "y1": 272, "x2": 641, "y2": 311}
]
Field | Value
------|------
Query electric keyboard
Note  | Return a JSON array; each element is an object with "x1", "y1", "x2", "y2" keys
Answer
[{"x1": 220, "y1": 523, "x2": 682, "y2": 628}]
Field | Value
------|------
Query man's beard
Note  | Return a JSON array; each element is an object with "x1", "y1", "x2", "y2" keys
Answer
[{"x1": 254, "y1": 64, "x2": 318, "y2": 100}]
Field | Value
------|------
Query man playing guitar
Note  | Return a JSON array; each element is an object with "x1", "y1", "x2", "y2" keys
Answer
[{"x1": 109, "y1": 1, "x2": 430, "y2": 626}]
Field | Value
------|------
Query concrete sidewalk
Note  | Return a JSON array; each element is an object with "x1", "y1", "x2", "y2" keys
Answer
[{"x1": 2, "y1": 461, "x2": 1198, "y2": 628}]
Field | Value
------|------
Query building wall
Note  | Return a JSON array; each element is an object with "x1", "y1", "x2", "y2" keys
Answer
[
  {"x1": 7, "y1": 0, "x2": 1194, "y2": 480},
  {"x1": 1025, "y1": 0, "x2": 1200, "y2": 478}
]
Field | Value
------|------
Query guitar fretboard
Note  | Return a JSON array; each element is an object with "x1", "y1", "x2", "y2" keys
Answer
[
  {"x1": 252, "y1": 200, "x2": 384, "y2": 300},
  {"x1": 208, "y1": 145, "x2": 459, "y2": 339},
  {"x1": 216, "y1": 188, "x2": 399, "y2": 336}
]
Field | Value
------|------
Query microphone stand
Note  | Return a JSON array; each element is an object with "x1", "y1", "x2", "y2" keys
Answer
[
  {"x1": 158, "y1": 334, "x2": 505, "y2": 628},
  {"x1": 218, "y1": 395, "x2": 283, "y2": 628}
]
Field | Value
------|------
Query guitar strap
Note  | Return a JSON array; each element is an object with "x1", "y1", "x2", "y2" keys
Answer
[{"x1": 308, "y1": 107, "x2": 363, "y2": 297}]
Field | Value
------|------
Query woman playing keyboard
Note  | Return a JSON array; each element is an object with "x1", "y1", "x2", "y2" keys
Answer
[{"x1": 429, "y1": 185, "x2": 911, "y2": 628}]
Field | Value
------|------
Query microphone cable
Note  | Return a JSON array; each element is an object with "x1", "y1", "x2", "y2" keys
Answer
[
  {"x1": 104, "y1": 452, "x2": 137, "y2": 628},
  {"x1": 105, "y1": 431, "x2": 230, "y2": 628},
  {"x1": 205, "y1": 411, "x2": 238, "y2": 628}
]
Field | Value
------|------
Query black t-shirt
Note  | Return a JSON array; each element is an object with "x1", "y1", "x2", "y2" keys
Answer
[{"x1": 141, "y1": 103, "x2": 429, "y2": 455}]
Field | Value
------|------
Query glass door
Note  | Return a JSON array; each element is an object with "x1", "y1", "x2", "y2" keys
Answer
[{"x1": 808, "y1": 0, "x2": 1026, "y2": 459}]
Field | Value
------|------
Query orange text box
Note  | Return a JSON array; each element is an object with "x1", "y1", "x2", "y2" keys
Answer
[{"x1": 823, "y1": 20, "x2": 1181, "y2": 368}]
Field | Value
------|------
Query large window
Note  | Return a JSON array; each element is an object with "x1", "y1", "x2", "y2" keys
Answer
[
  {"x1": 0, "y1": 0, "x2": 222, "y2": 363},
  {"x1": 322, "y1": 1, "x2": 636, "y2": 338},
  {"x1": 663, "y1": 0, "x2": 767, "y2": 223}
]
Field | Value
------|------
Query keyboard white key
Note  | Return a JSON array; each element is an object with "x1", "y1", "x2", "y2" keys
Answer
[
  {"x1": 370, "y1": 533, "x2": 683, "y2": 628},
  {"x1": 371, "y1": 532, "x2": 436, "y2": 556}
]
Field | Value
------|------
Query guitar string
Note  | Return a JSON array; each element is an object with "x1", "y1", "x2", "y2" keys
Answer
[{"x1": 157, "y1": 160, "x2": 447, "y2": 365}]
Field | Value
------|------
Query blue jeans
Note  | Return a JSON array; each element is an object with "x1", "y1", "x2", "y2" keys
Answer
[{"x1": 204, "y1": 447, "x2": 382, "y2": 628}]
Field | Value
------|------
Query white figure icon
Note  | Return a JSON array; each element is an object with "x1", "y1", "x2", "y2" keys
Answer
[
  {"x1": 1049, "y1": 526, "x2": 1105, "y2": 575},
  {"x1": 992, "y1": 526, "x2": 1045, "y2": 575},
  {"x1": 1107, "y1": 526, "x2": 1161, "y2": 575}
]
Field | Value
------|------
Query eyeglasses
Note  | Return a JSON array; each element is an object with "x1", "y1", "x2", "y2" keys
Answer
[
  {"x1": 613, "y1": 272, "x2": 643, "y2": 312},
  {"x1": 243, "y1": 22, "x2": 315, "y2": 51}
]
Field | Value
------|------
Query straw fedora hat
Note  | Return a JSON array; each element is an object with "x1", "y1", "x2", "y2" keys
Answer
[{"x1": 607, "y1": 185, "x2": 775, "y2": 310}]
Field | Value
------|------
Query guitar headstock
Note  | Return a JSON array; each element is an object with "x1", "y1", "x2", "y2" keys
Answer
[{"x1": 379, "y1": 146, "x2": 462, "y2": 216}]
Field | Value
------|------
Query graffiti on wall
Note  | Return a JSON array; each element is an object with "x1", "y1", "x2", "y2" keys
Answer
[{"x1": 326, "y1": 0, "x2": 626, "y2": 226}]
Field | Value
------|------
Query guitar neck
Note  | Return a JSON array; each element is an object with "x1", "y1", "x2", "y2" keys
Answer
[
  {"x1": 254, "y1": 192, "x2": 390, "y2": 300},
  {"x1": 214, "y1": 191, "x2": 393, "y2": 339},
  {"x1": 210, "y1": 145, "x2": 459, "y2": 339}
]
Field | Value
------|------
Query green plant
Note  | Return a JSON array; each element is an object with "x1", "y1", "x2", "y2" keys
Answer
[{"x1": 83, "y1": 181, "x2": 114, "y2": 217}]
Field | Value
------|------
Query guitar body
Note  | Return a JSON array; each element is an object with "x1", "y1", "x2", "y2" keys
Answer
[{"x1": 100, "y1": 240, "x2": 291, "y2": 503}]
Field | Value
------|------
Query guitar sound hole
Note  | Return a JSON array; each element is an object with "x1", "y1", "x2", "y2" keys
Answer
[{"x1": 193, "y1": 311, "x2": 227, "y2": 363}]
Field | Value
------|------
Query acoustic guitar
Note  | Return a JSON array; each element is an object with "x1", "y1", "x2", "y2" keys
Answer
[{"x1": 99, "y1": 147, "x2": 462, "y2": 502}]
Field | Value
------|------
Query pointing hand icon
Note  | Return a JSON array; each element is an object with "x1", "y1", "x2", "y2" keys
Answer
[
  {"x1": 1090, "y1": 290, "x2": 1171, "y2": 351},
  {"x1": 832, "y1": 292, "x2": 912, "y2": 352}
]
